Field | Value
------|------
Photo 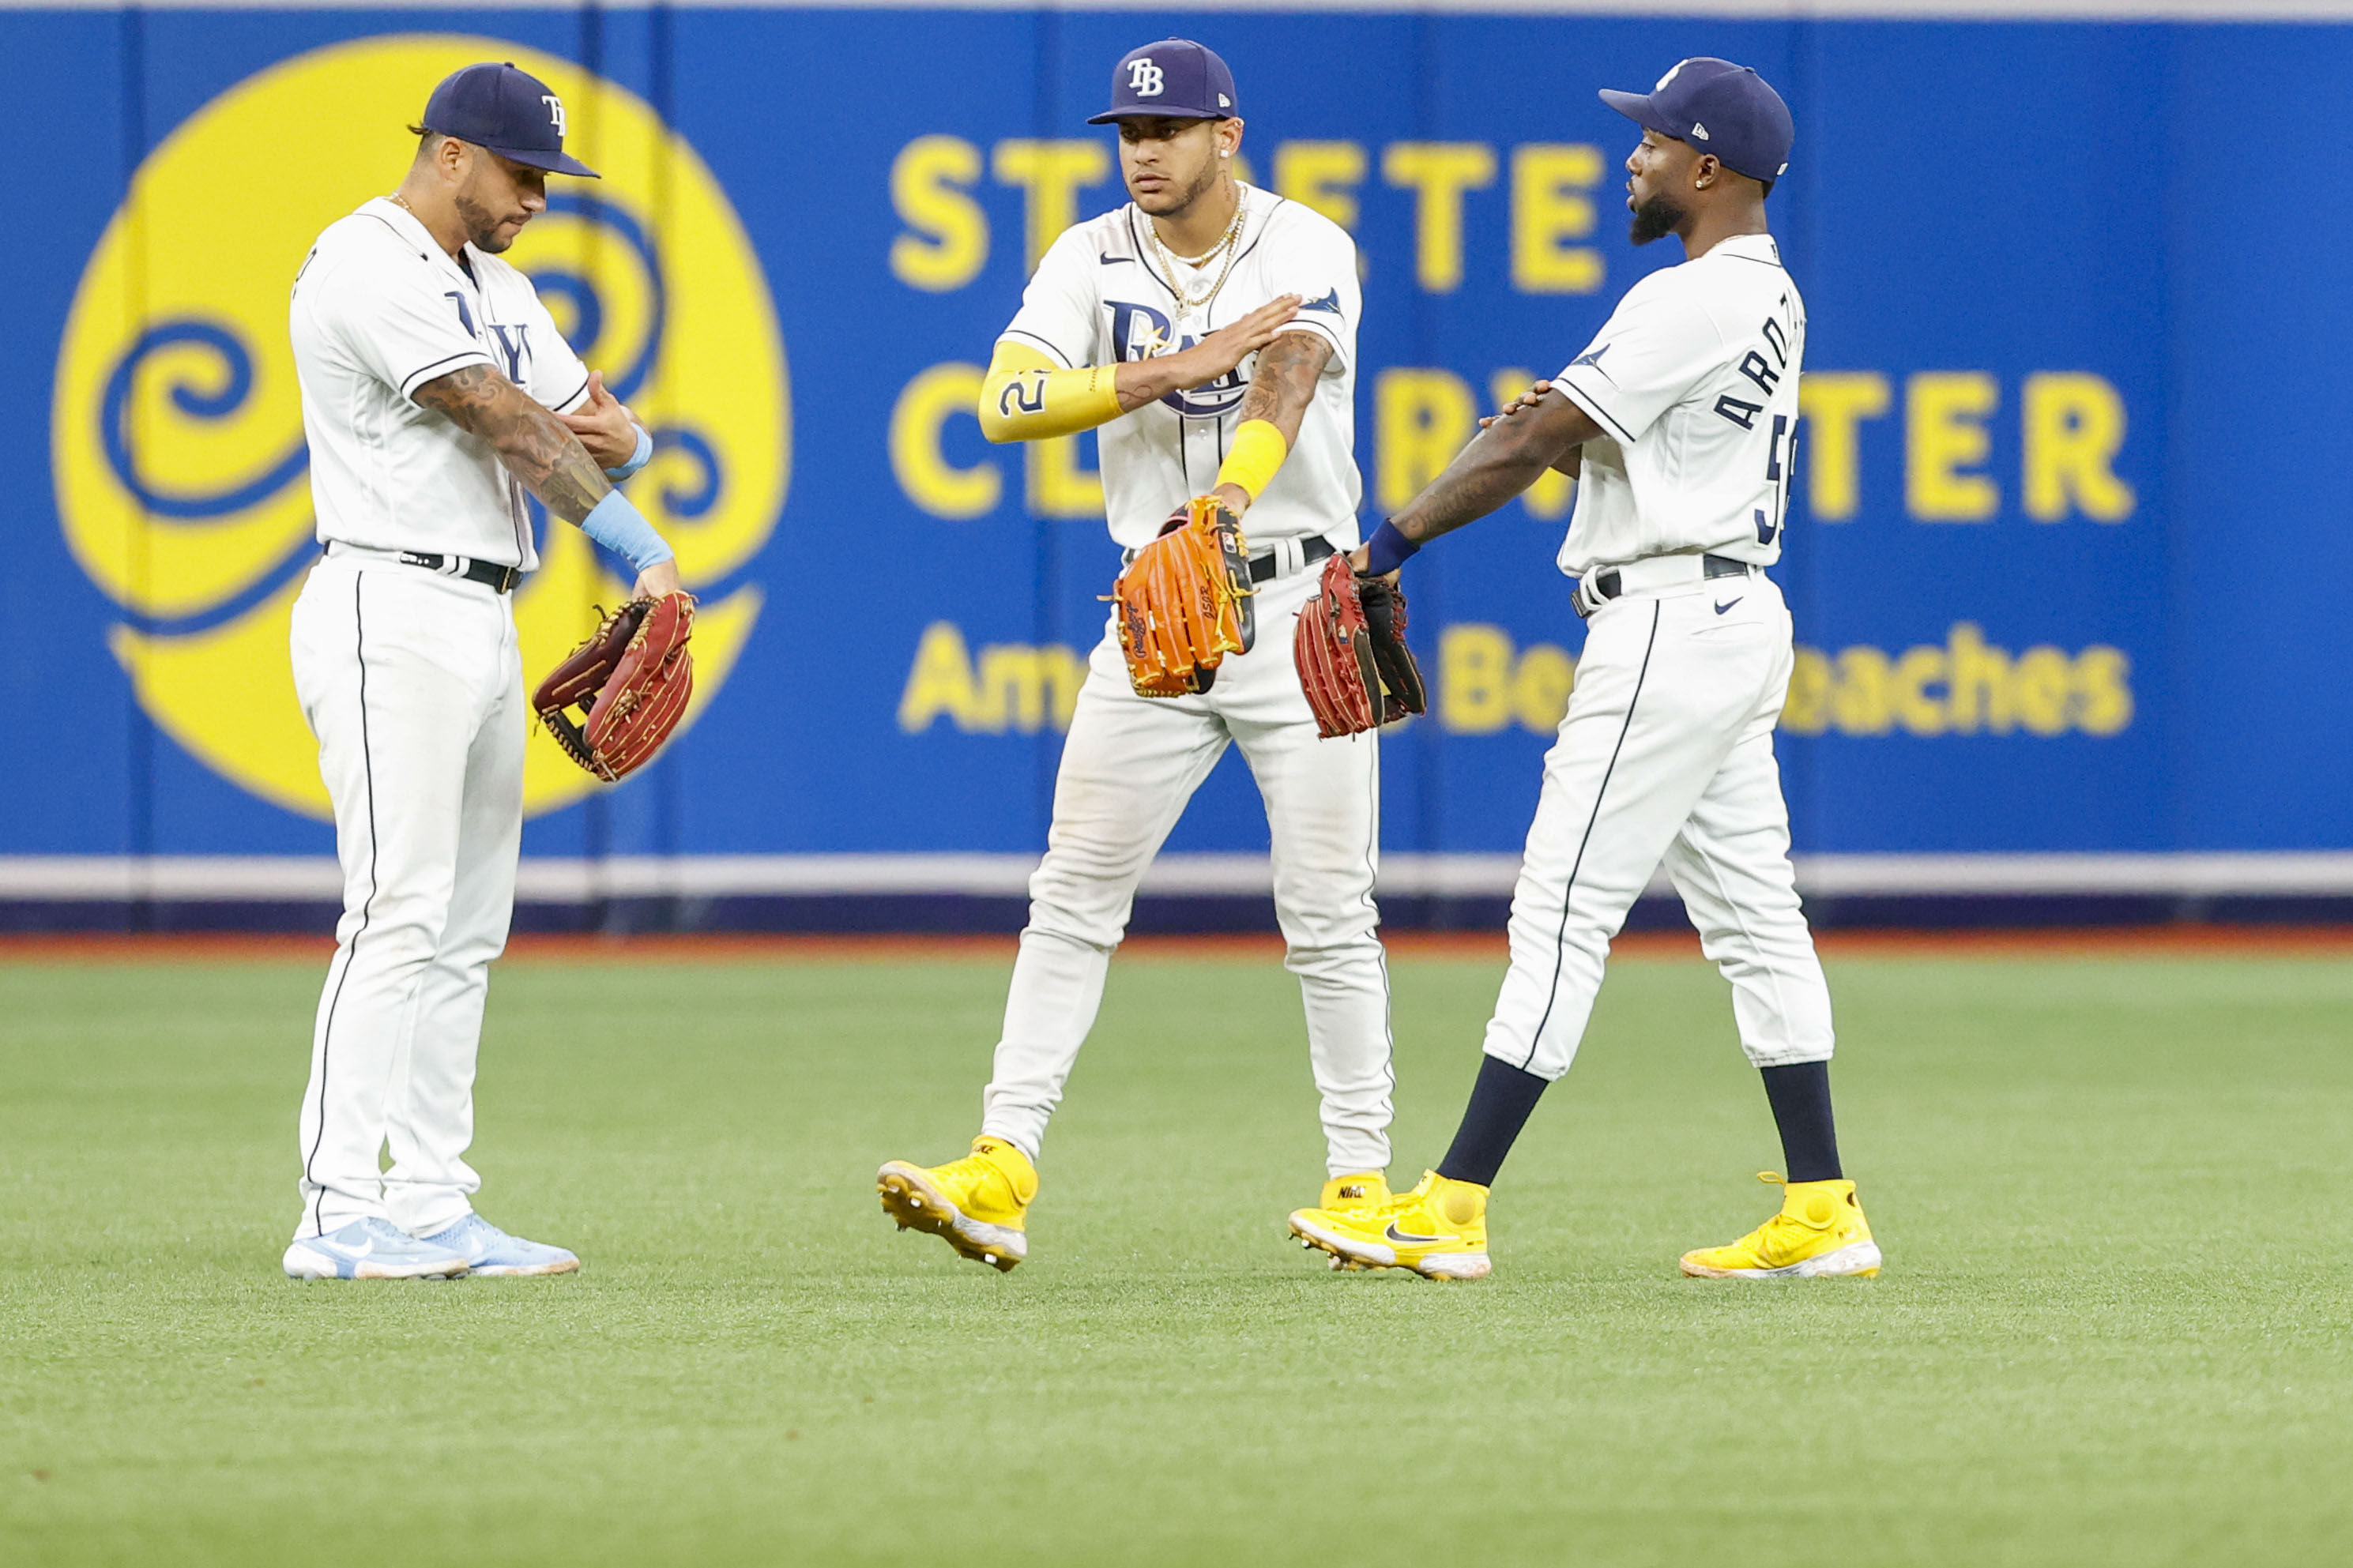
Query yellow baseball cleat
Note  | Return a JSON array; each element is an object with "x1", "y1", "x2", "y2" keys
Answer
[
  {"x1": 1289, "y1": 1170, "x2": 1490, "y2": 1280},
  {"x1": 1318, "y1": 1171, "x2": 1391, "y2": 1211},
  {"x1": 1679, "y1": 1173, "x2": 1882, "y2": 1279},
  {"x1": 877, "y1": 1134, "x2": 1037, "y2": 1272}
]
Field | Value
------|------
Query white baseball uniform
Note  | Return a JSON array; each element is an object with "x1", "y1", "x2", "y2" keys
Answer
[
  {"x1": 1483, "y1": 231, "x2": 1833, "y2": 1079},
  {"x1": 981, "y1": 184, "x2": 1393, "y2": 1176},
  {"x1": 284, "y1": 197, "x2": 590, "y2": 1240}
]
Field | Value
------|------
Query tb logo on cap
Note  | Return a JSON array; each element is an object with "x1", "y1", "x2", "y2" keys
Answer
[
  {"x1": 1127, "y1": 58, "x2": 1165, "y2": 97},
  {"x1": 542, "y1": 92, "x2": 566, "y2": 133}
]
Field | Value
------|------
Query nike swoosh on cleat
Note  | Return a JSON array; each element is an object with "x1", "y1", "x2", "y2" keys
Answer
[
  {"x1": 1715, "y1": 597, "x2": 1742, "y2": 615},
  {"x1": 1384, "y1": 1221, "x2": 1448, "y2": 1246}
]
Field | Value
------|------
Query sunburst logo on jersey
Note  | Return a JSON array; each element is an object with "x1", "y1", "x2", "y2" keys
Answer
[{"x1": 53, "y1": 33, "x2": 788, "y2": 819}]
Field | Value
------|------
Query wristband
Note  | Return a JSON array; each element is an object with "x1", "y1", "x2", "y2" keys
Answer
[
  {"x1": 579, "y1": 489, "x2": 675, "y2": 573},
  {"x1": 604, "y1": 425, "x2": 653, "y2": 483},
  {"x1": 1214, "y1": 419, "x2": 1289, "y2": 501},
  {"x1": 1363, "y1": 520, "x2": 1421, "y2": 577}
]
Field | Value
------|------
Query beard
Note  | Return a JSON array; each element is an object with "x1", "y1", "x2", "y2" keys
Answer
[
  {"x1": 1137, "y1": 160, "x2": 1222, "y2": 220},
  {"x1": 457, "y1": 190, "x2": 516, "y2": 253},
  {"x1": 1628, "y1": 191, "x2": 1686, "y2": 246}
]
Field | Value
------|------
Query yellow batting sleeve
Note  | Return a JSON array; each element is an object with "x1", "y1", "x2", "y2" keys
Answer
[
  {"x1": 977, "y1": 340, "x2": 1124, "y2": 443},
  {"x1": 1214, "y1": 419, "x2": 1289, "y2": 501}
]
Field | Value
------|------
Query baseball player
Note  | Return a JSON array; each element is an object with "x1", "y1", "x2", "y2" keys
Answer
[
  {"x1": 1291, "y1": 59, "x2": 1881, "y2": 1281},
  {"x1": 280, "y1": 62, "x2": 680, "y2": 1280},
  {"x1": 878, "y1": 39, "x2": 1394, "y2": 1269}
]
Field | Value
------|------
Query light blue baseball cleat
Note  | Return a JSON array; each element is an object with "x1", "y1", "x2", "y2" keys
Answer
[
  {"x1": 420, "y1": 1213, "x2": 580, "y2": 1277},
  {"x1": 283, "y1": 1217, "x2": 470, "y2": 1280}
]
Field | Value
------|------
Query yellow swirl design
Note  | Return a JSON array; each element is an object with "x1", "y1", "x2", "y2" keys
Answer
[{"x1": 54, "y1": 34, "x2": 789, "y2": 818}]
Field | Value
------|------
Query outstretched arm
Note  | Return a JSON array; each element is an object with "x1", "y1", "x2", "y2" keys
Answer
[
  {"x1": 977, "y1": 295, "x2": 1303, "y2": 445},
  {"x1": 1118, "y1": 296, "x2": 1305, "y2": 414},
  {"x1": 1482, "y1": 378, "x2": 1584, "y2": 479},
  {"x1": 414, "y1": 363, "x2": 681, "y2": 597},
  {"x1": 1354, "y1": 389, "x2": 1602, "y2": 572}
]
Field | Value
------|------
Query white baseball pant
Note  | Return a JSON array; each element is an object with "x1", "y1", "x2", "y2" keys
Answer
[
  {"x1": 981, "y1": 562, "x2": 1394, "y2": 1176},
  {"x1": 287, "y1": 550, "x2": 524, "y2": 1239},
  {"x1": 1483, "y1": 570, "x2": 1834, "y2": 1078}
]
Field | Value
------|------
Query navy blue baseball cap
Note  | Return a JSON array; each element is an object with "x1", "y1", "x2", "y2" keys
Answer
[
  {"x1": 1086, "y1": 39, "x2": 1239, "y2": 124},
  {"x1": 420, "y1": 62, "x2": 599, "y2": 178},
  {"x1": 1600, "y1": 57, "x2": 1793, "y2": 185}
]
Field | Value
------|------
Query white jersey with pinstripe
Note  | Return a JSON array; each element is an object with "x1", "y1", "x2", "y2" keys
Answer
[{"x1": 290, "y1": 196, "x2": 592, "y2": 570}]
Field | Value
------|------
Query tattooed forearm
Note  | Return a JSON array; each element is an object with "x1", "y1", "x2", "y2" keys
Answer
[
  {"x1": 1234, "y1": 330, "x2": 1332, "y2": 442},
  {"x1": 1392, "y1": 389, "x2": 1600, "y2": 547},
  {"x1": 413, "y1": 363, "x2": 612, "y2": 523}
]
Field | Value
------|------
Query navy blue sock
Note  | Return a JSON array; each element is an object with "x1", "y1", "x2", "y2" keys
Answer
[
  {"x1": 1760, "y1": 1061, "x2": 1843, "y2": 1183},
  {"x1": 1434, "y1": 1056, "x2": 1549, "y2": 1188}
]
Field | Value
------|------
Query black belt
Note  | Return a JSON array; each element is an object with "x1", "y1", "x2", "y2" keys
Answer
[
  {"x1": 1248, "y1": 535, "x2": 1335, "y2": 584},
  {"x1": 397, "y1": 551, "x2": 523, "y2": 594},
  {"x1": 1575, "y1": 553, "x2": 1751, "y2": 619}
]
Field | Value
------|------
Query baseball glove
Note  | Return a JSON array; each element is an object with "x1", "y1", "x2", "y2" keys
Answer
[
  {"x1": 533, "y1": 592, "x2": 697, "y2": 782},
  {"x1": 1110, "y1": 497, "x2": 1255, "y2": 698},
  {"x1": 1295, "y1": 553, "x2": 1428, "y2": 739}
]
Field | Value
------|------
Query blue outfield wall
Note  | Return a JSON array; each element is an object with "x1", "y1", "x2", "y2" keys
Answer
[{"x1": 2, "y1": 6, "x2": 2349, "y2": 919}]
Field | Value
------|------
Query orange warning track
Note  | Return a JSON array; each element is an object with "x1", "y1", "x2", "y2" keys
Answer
[{"x1": 4, "y1": 926, "x2": 2351, "y2": 965}]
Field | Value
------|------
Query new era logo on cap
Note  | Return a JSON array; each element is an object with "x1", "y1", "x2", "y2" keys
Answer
[
  {"x1": 1088, "y1": 38, "x2": 1241, "y2": 124},
  {"x1": 1598, "y1": 56, "x2": 1794, "y2": 186}
]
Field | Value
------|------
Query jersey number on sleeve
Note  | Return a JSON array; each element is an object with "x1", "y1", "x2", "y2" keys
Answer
[{"x1": 1000, "y1": 372, "x2": 1048, "y2": 418}]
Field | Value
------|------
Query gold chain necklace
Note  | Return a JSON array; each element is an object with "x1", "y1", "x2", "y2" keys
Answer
[{"x1": 1146, "y1": 194, "x2": 1246, "y2": 319}]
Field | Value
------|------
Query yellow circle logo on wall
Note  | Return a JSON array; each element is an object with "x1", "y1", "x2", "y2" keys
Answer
[{"x1": 53, "y1": 33, "x2": 788, "y2": 818}]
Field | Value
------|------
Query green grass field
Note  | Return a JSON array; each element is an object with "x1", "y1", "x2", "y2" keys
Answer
[{"x1": 3, "y1": 943, "x2": 2350, "y2": 1566}]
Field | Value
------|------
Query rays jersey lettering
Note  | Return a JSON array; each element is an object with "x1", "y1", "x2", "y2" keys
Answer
[
  {"x1": 1106, "y1": 301, "x2": 1246, "y2": 417},
  {"x1": 1550, "y1": 231, "x2": 1806, "y2": 577},
  {"x1": 995, "y1": 183, "x2": 1364, "y2": 551},
  {"x1": 486, "y1": 321, "x2": 534, "y2": 382},
  {"x1": 439, "y1": 293, "x2": 537, "y2": 385}
]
